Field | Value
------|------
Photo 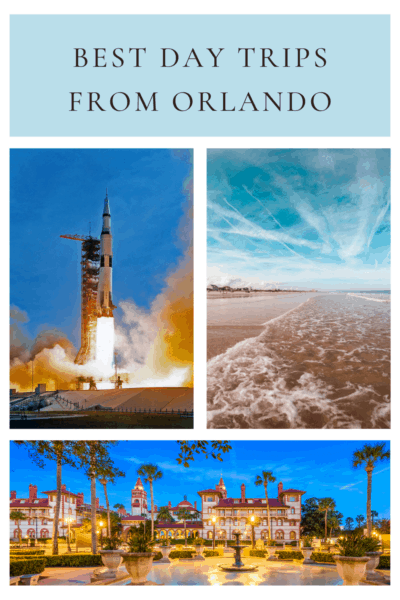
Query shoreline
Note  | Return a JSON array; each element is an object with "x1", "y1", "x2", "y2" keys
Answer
[{"x1": 207, "y1": 291, "x2": 323, "y2": 360}]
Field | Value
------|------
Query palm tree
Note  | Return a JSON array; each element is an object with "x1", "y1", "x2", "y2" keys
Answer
[
  {"x1": 10, "y1": 510, "x2": 27, "y2": 544},
  {"x1": 157, "y1": 506, "x2": 175, "y2": 523},
  {"x1": 113, "y1": 503, "x2": 125, "y2": 513},
  {"x1": 176, "y1": 508, "x2": 192, "y2": 547},
  {"x1": 254, "y1": 471, "x2": 276, "y2": 543},
  {"x1": 13, "y1": 441, "x2": 77, "y2": 555},
  {"x1": 356, "y1": 514, "x2": 365, "y2": 529},
  {"x1": 137, "y1": 463, "x2": 163, "y2": 540},
  {"x1": 371, "y1": 510, "x2": 379, "y2": 526},
  {"x1": 345, "y1": 517, "x2": 354, "y2": 531},
  {"x1": 72, "y1": 441, "x2": 125, "y2": 554},
  {"x1": 318, "y1": 498, "x2": 336, "y2": 540},
  {"x1": 327, "y1": 514, "x2": 340, "y2": 537},
  {"x1": 352, "y1": 442, "x2": 390, "y2": 536}
]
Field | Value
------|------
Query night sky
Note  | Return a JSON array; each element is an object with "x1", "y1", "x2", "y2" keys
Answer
[
  {"x1": 10, "y1": 148, "x2": 192, "y2": 348},
  {"x1": 10, "y1": 441, "x2": 390, "y2": 521}
]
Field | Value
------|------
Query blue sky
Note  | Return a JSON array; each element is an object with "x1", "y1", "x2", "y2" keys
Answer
[
  {"x1": 10, "y1": 149, "x2": 192, "y2": 348},
  {"x1": 208, "y1": 149, "x2": 390, "y2": 290},
  {"x1": 10, "y1": 441, "x2": 390, "y2": 521}
]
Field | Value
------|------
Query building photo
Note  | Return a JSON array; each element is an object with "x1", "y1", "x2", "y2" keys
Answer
[{"x1": 9, "y1": 440, "x2": 390, "y2": 586}]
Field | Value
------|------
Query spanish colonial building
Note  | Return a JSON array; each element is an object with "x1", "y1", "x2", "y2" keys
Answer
[
  {"x1": 198, "y1": 479, "x2": 305, "y2": 542},
  {"x1": 9, "y1": 484, "x2": 104, "y2": 540},
  {"x1": 11, "y1": 477, "x2": 305, "y2": 544},
  {"x1": 121, "y1": 478, "x2": 305, "y2": 543}
]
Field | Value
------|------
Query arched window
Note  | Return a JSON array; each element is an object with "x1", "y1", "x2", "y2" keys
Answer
[
  {"x1": 40, "y1": 529, "x2": 49, "y2": 538},
  {"x1": 290, "y1": 531, "x2": 296, "y2": 540},
  {"x1": 27, "y1": 529, "x2": 36, "y2": 538},
  {"x1": 277, "y1": 519, "x2": 282, "y2": 526},
  {"x1": 291, "y1": 508, "x2": 295, "y2": 514},
  {"x1": 260, "y1": 530, "x2": 268, "y2": 539},
  {"x1": 275, "y1": 530, "x2": 284, "y2": 540},
  {"x1": 207, "y1": 531, "x2": 213, "y2": 539},
  {"x1": 219, "y1": 530, "x2": 226, "y2": 539}
]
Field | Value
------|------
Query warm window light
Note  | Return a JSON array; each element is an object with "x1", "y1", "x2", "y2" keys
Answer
[{"x1": 212, "y1": 516, "x2": 216, "y2": 523}]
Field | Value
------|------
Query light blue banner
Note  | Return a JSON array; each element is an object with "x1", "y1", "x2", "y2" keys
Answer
[{"x1": 10, "y1": 15, "x2": 389, "y2": 136}]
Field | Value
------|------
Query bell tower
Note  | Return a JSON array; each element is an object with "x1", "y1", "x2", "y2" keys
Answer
[
  {"x1": 131, "y1": 477, "x2": 148, "y2": 516},
  {"x1": 216, "y1": 477, "x2": 227, "y2": 499}
]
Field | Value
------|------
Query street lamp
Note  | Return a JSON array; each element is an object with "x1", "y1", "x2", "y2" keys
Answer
[
  {"x1": 250, "y1": 515, "x2": 255, "y2": 549},
  {"x1": 211, "y1": 516, "x2": 217, "y2": 550}
]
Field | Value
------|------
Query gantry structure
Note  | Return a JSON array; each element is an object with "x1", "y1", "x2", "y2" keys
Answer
[{"x1": 60, "y1": 234, "x2": 101, "y2": 364}]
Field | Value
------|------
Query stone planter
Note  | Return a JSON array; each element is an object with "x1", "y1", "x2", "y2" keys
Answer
[
  {"x1": 121, "y1": 552, "x2": 154, "y2": 585},
  {"x1": 99, "y1": 550, "x2": 123, "y2": 576},
  {"x1": 333, "y1": 555, "x2": 369, "y2": 585},
  {"x1": 266, "y1": 546, "x2": 278, "y2": 561},
  {"x1": 302, "y1": 547, "x2": 314, "y2": 564},
  {"x1": 365, "y1": 552, "x2": 383, "y2": 572},
  {"x1": 158, "y1": 546, "x2": 172, "y2": 563},
  {"x1": 194, "y1": 545, "x2": 205, "y2": 561}
]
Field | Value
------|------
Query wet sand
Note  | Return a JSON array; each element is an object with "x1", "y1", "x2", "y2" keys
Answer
[
  {"x1": 207, "y1": 293, "x2": 390, "y2": 429},
  {"x1": 207, "y1": 292, "x2": 319, "y2": 360}
]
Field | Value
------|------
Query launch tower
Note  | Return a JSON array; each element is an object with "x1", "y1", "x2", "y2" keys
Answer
[{"x1": 60, "y1": 234, "x2": 101, "y2": 364}]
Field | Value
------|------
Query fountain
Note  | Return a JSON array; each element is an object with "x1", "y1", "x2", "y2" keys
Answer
[{"x1": 219, "y1": 531, "x2": 258, "y2": 572}]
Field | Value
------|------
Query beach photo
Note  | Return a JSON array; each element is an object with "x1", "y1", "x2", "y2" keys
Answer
[
  {"x1": 207, "y1": 149, "x2": 390, "y2": 429},
  {"x1": 10, "y1": 149, "x2": 193, "y2": 428}
]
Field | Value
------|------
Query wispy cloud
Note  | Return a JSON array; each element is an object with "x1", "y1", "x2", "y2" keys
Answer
[{"x1": 207, "y1": 149, "x2": 390, "y2": 290}]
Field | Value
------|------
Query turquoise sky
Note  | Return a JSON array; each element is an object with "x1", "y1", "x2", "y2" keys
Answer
[{"x1": 207, "y1": 149, "x2": 390, "y2": 290}]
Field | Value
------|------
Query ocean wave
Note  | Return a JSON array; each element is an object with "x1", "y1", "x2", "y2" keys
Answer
[
  {"x1": 207, "y1": 295, "x2": 390, "y2": 429},
  {"x1": 347, "y1": 293, "x2": 390, "y2": 303}
]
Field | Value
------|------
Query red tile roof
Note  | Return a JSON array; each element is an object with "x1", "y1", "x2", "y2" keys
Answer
[
  {"x1": 280, "y1": 489, "x2": 306, "y2": 495},
  {"x1": 10, "y1": 499, "x2": 49, "y2": 508},
  {"x1": 197, "y1": 489, "x2": 222, "y2": 496},
  {"x1": 170, "y1": 500, "x2": 199, "y2": 511},
  {"x1": 216, "y1": 498, "x2": 287, "y2": 508},
  {"x1": 121, "y1": 515, "x2": 145, "y2": 521},
  {"x1": 41, "y1": 490, "x2": 80, "y2": 497}
]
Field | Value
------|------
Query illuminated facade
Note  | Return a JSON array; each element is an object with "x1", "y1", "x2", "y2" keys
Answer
[{"x1": 198, "y1": 479, "x2": 305, "y2": 542}]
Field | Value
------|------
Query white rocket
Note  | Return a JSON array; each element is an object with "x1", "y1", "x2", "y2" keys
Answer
[{"x1": 97, "y1": 190, "x2": 115, "y2": 317}]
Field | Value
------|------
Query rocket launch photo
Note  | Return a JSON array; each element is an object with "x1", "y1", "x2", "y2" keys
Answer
[{"x1": 10, "y1": 149, "x2": 193, "y2": 428}]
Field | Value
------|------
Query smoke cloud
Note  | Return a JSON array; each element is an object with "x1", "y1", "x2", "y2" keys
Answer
[{"x1": 114, "y1": 168, "x2": 193, "y2": 387}]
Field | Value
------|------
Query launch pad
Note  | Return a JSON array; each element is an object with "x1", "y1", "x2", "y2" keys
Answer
[{"x1": 10, "y1": 387, "x2": 194, "y2": 429}]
